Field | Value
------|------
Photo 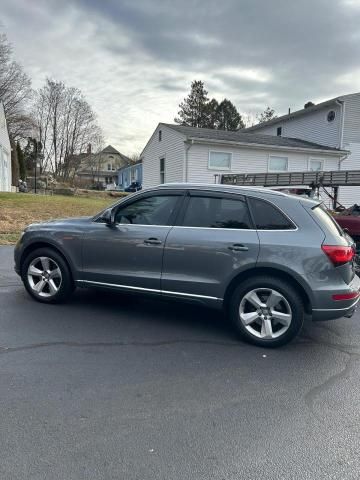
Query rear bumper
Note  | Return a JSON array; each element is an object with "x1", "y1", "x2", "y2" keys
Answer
[
  {"x1": 312, "y1": 274, "x2": 360, "y2": 321},
  {"x1": 312, "y1": 296, "x2": 360, "y2": 321}
]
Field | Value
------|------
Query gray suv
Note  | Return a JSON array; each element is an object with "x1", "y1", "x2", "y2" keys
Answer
[{"x1": 14, "y1": 184, "x2": 360, "y2": 347}]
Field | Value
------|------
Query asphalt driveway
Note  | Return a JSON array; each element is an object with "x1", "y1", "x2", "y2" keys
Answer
[{"x1": 1, "y1": 245, "x2": 360, "y2": 479}]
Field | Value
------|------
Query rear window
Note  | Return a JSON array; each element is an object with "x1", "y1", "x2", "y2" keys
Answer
[
  {"x1": 249, "y1": 197, "x2": 296, "y2": 230},
  {"x1": 312, "y1": 204, "x2": 343, "y2": 237}
]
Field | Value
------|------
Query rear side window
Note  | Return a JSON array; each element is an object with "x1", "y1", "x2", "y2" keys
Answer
[
  {"x1": 249, "y1": 197, "x2": 295, "y2": 230},
  {"x1": 312, "y1": 204, "x2": 343, "y2": 237},
  {"x1": 182, "y1": 196, "x2": 252, "y2": 229}
]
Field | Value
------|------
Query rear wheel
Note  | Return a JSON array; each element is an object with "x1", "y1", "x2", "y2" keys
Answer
[
  {"x1": 229, "y1": 276, "x2": 304, "y2": 347},
  {"x1": 22, "y1": 248, "x2": 74, "y2": 303}
]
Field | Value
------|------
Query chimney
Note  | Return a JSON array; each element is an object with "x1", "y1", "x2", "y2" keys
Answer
[{"x1": 87, "y1": 143, "x2": 92, "y2": 154}]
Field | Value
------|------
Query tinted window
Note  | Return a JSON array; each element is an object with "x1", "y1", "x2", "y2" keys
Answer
[
  {"x1": 115, "y1": 195, "x2": 179, "y2": 226},
  {"x1": 249, "y1": 197, "x2": 295, "y2": 230},
  {"x1": 182, "y1": 196, "x2": 252, "y2": 229}
]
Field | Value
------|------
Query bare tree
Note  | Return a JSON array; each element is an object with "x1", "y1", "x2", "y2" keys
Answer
[
  {"x1": 242, "y1": 112, "x2": 258, "y2": 128},
  {"x1": 33, "y1": 78, "x2": 103, "y2": 177},
  {"x1": 0, "y1": 33, "x2": 33, "y2": 139},
  {"x1": 129, "y1": 152, "x2": 141, "y2": 163}
]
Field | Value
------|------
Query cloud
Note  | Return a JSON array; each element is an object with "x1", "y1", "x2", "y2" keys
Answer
[{"x1": 1, "y1": 0, "x2": 360, "y2": 154}]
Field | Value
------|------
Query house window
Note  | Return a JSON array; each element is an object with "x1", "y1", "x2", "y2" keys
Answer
[
  {"x1": 310, "y1": 159, "x2": 324, "y2": 171},
  {"x1": 327, "y1": 110, "x2": 336, "y2": 122},
  {"x1": 208, "y1": 151, "x2": 232, "y2": 170},
  {"x1": 107, "y1": 163, "x2": 111, "y2": 171},
  {"x1": 277, "y1": 126, "x2": 282, "y2": 136},
  {"x1": 160, "y1": 158, "x2": 165, "y2": 184},
  {"x1": 159, "y1": 130, "x2": 162, "y2": 142},
  {"x1": 269, "y1": 156, "x2": 288, "y2": 172}
]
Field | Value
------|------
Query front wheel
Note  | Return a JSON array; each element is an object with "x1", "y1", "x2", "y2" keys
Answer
[
  {"x1": 229, "y1": 276, "x2": 304, "y2": 347},
  {"x1": 22, "y1": 248, "x2": 75, "y2": 304}
]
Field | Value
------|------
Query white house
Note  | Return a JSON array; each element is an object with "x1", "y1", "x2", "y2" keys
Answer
[
  {"x1": 0, "y1": 101, "x2": 11, "y2": 192},
  {"x1": 141, "y1": 123, "x2": 347, "y2": 199},
  {"x1": 244, "y1": 92, "x2": 360, "y2": 205}
]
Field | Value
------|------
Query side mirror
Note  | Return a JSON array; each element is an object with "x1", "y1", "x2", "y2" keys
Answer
[
  {"x1": 103, "y1": 208, "x2": 115, "y2": 226},
  {"x1": 110, "y1": 209, "x2": 116, "y2": 225}
]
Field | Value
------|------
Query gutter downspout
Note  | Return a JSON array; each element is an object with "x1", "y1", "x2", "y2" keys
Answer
[
  {"x1": 184, "y1": 139, "x2": 193, "y2": 182},
  {"x1": 336, "y1": 99, "x2": 346, "y2": 170}
]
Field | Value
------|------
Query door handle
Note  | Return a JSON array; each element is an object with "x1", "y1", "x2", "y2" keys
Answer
[
  {"x1": 144, "y1": 237, "x2": 162, "y2": 245},
  {"x1": 228, "y1": 244, "x2": 249, "y2": 252}
]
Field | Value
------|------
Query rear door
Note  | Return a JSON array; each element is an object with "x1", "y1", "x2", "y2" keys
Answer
[{"x1": 161, "y1": 191, "x2": 260, "y2": 300}]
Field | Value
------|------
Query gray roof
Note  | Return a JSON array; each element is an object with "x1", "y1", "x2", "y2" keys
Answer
[
  {"x1": 243, "y1": 92, "x2": 360, "y2": 132},
  {"x1": 101, "y1": 145, "x2": 131, "y2": 163},
  {"x1": 162, "y1": 123, "x2": 345, "y2": 153}
]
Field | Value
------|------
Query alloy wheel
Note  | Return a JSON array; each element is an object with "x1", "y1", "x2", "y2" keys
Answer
[
  {"x1": 27, "y1": 256, "x2": 62, "y2": 298},
  {"x1": 239, "y1": 288, "x2": 292, "y2": 339}
]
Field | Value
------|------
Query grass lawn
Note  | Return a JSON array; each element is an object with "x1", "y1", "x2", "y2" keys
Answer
[{"x1": 0, "y1": 192, "x2": 116, "y2": 245}]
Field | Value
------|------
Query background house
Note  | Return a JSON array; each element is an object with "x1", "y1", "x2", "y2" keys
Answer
[
  {"x1": 141, "y1": 123, "x2": 347, "y2": 202},
  {"x1": 0, "y1": 101, "x2": 11, "y2": 192},
  {"x1": 244, "y1": 92, "x2": 360, "y2": 205},
  {"x1": 118, "y1": 160, "x2": 142, "y2": 189},
  {"x1": 71, "y1": 145, "x2": 130, "y2": 187}
]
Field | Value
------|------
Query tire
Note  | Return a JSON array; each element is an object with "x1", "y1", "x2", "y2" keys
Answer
[
  {"x1": 21, "y1": 247, "x2": 75, "y2": 304},
  {"x1": 229, "y1": 276, "x2": 304, "y2": 348}
]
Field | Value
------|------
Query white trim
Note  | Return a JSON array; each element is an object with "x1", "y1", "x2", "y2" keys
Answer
[
  {"x1": 308, "y1": 157, "x2": 325, "y2": 172},
  {"x1": 76, "y1": 279, "x2": 221, "y2": 301},
  {"x1": 188, "y1": 137, "x2": 347, "y2": 156},
  {"x1": 208, "y1": 150, "x2": 232, "y2": 171},
  {"x1": 268, "y1": 154, "x2": 289, "y2": 172}
]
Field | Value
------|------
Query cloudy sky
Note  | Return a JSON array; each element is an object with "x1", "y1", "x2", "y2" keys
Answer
[{"x1": 2, "y1": 0, "x2": 360, "y2": 155}]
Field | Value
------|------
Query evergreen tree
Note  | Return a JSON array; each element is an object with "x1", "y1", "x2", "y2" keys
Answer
[
  {"x1": 174, "y1": 80, "x2": 210, "y2": 128},
  {"x1": 304, "y1": 101, "x2": 315, "y2": 109},
  {"x1": 204, "y1": 98, "x2": 219, "y2": 128},
  {"x1": 17, "y1": 141, "x2": 26, "y2": 180},
  {"x1": 215, "y1": 99, "x2": 244, "y2": 130}
]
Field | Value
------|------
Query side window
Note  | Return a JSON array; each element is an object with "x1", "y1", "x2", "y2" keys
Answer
[
  {"x1": 182, "y1": 196, "x2": 252, "y2": 229},
  {"x1": 249, "y1": 197, "x2": 295, "y2": 230},
  {"x1": 114, "y1": 195, "x2": 180, "y2": 226}
]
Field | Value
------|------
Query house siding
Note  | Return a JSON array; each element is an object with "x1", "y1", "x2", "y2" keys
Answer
[
  {"x1": 342, "y1": 93, "x2": 360, "y2": 145},
  {"x1": 142, "y1": 125, "x2": 185, "y2": 188},
  {"x1": 253, "y1": 104, "x2": 342, "y2": 148},
  {"x1": 338, "y1": 143, "x2": 360, "y2": 207},
  {"x1": 187, "y1": 143, "x2": 339, "y2": 184},
  {"x1": 0, "y1": 103, "x2": 11, "y2": 192}
]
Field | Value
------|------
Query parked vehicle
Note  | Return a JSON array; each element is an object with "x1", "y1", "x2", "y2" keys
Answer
[
  {"x1": 124, "y1": 181, "x2": 142, "y2": 192},
  {"x1": 14, "y1": 184, "x2": 360, "y2": 347},
  {"x1": 333, "y1": 205, "x2": 360, "y2": 245}
]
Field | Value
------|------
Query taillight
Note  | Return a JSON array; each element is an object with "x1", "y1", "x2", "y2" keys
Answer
[
  {"x1": 322, "y1": 245, "x2": 355, "y2": 267},
  {"x1": 332, "y1": 292, "x2": 360, "y2": 301}
]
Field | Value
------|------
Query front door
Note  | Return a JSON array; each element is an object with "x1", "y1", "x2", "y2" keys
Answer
[
  {"x1": 82, "y1": 192, "x2": 183, "y2": 291},
  {"x1": 162, "y1": 191, "x2": 260, "y2": 300}
]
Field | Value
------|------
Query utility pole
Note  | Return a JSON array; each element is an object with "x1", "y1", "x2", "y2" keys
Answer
[{"x1": 34, "y1": 139, "x2": 38, "y2": 194}]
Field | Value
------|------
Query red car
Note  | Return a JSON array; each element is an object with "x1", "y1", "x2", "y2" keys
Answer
[{"x1": 333, "y1": 205, "x2": 360, "y2": 244}]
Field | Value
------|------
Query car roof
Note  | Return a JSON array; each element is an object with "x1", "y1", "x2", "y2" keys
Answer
[{"x1": 151, "y1": 183, "x2": 321, "y2": 207}]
